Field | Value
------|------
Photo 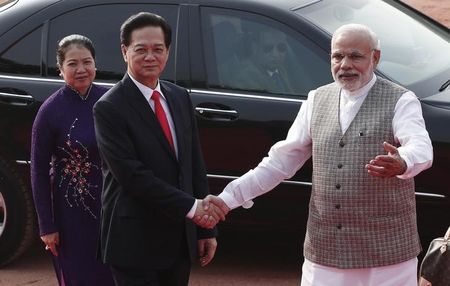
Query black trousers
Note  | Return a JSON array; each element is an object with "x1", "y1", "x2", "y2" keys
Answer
[
  {"x1": 110, "y1": 242, "x2": 191, "y2": 286},
  {"x1": 111, "y1": 255, "x2": 191, "y2": 286}
]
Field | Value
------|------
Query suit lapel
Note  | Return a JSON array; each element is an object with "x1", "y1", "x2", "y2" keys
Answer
[{"x1": 122, "y1": 75, "x2": 177, "y2": 161}]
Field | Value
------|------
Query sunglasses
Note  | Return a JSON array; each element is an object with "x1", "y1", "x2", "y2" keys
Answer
[{"x1": 262, "y1": 42, "x2": 287, "y2": 54}]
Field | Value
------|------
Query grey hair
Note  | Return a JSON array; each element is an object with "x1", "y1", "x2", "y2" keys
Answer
[{"x1": 332, "y1": 23, "x2": 380, "y2": 50}]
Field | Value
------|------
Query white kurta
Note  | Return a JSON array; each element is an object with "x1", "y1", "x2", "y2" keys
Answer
[
  {"x1": 218, "y1": 75, "x2": 433, "y2": 285},
  {"x1": 301, "y1": 257, "x2": 418, "y2": 286},
  {"x1": 218, "y1": 74, "x2": 433, "y2": 208}
]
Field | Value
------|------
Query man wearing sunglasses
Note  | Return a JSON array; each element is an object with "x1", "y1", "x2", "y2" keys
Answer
[{"x1": 235, "y1": 28, "x2": 293, "y2": 94}]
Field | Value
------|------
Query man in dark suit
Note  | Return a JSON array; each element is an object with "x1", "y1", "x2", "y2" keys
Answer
[{"x1": 93, "y1": 12, "x2": 229, "y2": 286}]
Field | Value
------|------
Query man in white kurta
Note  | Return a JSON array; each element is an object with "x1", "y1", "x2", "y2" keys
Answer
[{"x1": 214, "y1": 24, "x2": 433, "y2": 286}]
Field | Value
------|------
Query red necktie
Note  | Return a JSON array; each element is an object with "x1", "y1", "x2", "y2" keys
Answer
[{"x1": 151, "y1": 90, "x2": 175, "y2": 152}]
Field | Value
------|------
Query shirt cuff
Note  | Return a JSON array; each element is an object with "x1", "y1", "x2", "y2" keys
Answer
[
  {"x1": 218, "y1": 190, "x2": 254, "y2": 210},
  {"x1": 396, "y1": 152, "x2": 413, "y2": 179},
  {"x1": 186, "y1": 199, "x2": 198, "y2": 219}
]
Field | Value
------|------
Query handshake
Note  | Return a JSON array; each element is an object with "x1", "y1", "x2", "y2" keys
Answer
[{"x1": 193, "y1": 195, "x2": 230, "y2": 229}]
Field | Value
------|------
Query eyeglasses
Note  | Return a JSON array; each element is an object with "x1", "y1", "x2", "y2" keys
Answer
[
  {"x1": 330, "y1": 49, "x2": 375, "y2": 64},
  {"x1": 262, "y1": 42, "x2": 287, "y2": 54}
]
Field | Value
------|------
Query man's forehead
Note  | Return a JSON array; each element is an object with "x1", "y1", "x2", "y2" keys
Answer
[
  {"x1": 132, "y1": 41, "x2": 165, "y2": 47},
  {"x1": 332, "y1": 33, "x2": 371, "y2": 51},
  {"x1": 130, "y1": 26, "x2": 164, "y2": 40},
  {"x1": 129, "y1": 35, "x2": 166, "y2": 48},
  {"x1": 333, "y1": 30, "x2": 370, "y2": 44},
  {"x1": 331, "y1": 47, "x2": 366, "y2": 53},
  {"x1": 262, "y1": 31, "x2": 284, "y2": 41}
]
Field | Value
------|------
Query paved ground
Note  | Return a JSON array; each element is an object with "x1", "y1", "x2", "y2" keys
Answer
[
  {"x1": 0, "y1": 228, "x2": 302, "y2": 286},
  {"x1": 403, "y1": 0, "x2": 450, "y2": 28}
]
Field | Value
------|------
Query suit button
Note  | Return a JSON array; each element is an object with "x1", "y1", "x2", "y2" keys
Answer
[
  {"x1": 337, "y1": 163, "x2": 343, "y2": 169},
  {"x1": 335, "y1": 204, "x2": 341, "y2": 209},
  {"x1": 337, "y1": 224, "x2": 342, "y2": 230},
  {"x1": 335, "y1": 183, "x2": 341, "y2": 189},
  {"x1": 339, "y1": 140, "x2": 345, "y2": 147}
]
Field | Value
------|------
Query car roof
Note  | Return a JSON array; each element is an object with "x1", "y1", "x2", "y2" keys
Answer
[
  {"x1": 0, "y1": 0, "x2": 303, "y2": 26},
  {"x1": 0, "y1": 0, "x2": 325, "y2": 49},
  {"x1": 0, "y1": 0, "x2": 61, "y2": 37}
]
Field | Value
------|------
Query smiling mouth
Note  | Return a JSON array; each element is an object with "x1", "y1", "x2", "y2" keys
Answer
[{"x1": 339, "y1": 73, "x2": 358, "y2": 80}]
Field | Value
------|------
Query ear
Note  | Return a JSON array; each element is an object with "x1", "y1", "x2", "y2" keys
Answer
[
  {"x1": 372, "y1": 49, "x2": 381, "y2": 68},
  {"x1": 121, "y1": 44, "x2": 128, "y2": 63}
]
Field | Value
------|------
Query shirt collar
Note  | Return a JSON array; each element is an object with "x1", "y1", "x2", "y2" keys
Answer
[
  {"x1": 267, "y1": 69, "x2": 279, "y2": 77},
  {"x1": 128, "y1": 73, "x2": 165, "y2": 102}
]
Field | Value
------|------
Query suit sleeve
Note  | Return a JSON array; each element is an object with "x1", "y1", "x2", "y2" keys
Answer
[
  {"x1": 186, "y1": 94, "x2": 218, "y2": 238},
  {"x1": 93, "y1": 99, "x2": 195, "y2": 221}
]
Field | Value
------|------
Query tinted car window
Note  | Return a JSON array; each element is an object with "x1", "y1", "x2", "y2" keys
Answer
[
  {"x1": 0, "y1": 26, "x2": 42, "y2": 76},
  {"x1": 47, "y1": 4, "x2": 178, "y2": 82},
  {"x1": 295, "y1": 0, "x2": 450, "y2": 86},
  {"x1": 202, "y1": 7, "x2": 332, "y2": 96}
]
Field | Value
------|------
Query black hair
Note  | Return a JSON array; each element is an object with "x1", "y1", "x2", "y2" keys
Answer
[
  {"x1": 120, "y1": 12, "x2": 172, "y2": 48},
  {"x1": 56, "y1": 34, "x2": 95, "y2": 67}
]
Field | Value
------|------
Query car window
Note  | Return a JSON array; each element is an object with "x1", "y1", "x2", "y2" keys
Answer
[
  {"x1": 295, "y1": 0, "x2": 450, "y2": 86},
  {"x1": 46, "y1": 4, "x2": 178, "y2": 82},
  {"x1": 201, "y1": 7, "x2": 332, "y2": 97},
  {"x1": 0, "y1": 26, "x2": 42, "y2": 76}
]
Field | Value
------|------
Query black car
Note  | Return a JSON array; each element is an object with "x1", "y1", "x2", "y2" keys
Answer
[{"x1": 0, "y1": 0, "x2": 449, "y2": 267}]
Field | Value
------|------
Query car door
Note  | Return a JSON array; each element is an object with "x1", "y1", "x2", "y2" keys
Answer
[
  {"x1": 0, "y1": 2, "x2": 182, "y2": 161},
  {"x1": 188, "y1": 5, "x2": 333, "y2": 228},
  {"x1": 0, "y1": 1, "x2": 184, "y2": 266}
]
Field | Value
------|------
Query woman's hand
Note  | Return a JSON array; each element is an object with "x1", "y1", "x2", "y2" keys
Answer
[{"x1": 40, "y1": 232, "x2": 60, "y2": 256}]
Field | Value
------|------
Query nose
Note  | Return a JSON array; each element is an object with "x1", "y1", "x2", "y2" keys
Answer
[
  {"x1": 340, "y1": 56, "x2": 353, "y2": 69},
  {"x1": 76, "y1": 64, "x2": 87, "y2": 73},
  {"x1": 144, "y1": 51, "x2": 156, "y2": 61}
]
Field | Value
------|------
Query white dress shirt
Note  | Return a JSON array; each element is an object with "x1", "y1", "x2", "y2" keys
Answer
[
  {"x1": 218, "y1": 74, "x2": 433, "y2": 210},
  {"x1": 129, "y1": 74, "x2": 198, "y2": 218},
  {"x1": 129, "y1": 74, "x2": 179, "y2": 156}
]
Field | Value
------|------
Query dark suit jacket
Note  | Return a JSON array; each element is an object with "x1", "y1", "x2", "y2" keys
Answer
[{"x1": 93, "y1": 74, "x2": 217, "y2": 269}]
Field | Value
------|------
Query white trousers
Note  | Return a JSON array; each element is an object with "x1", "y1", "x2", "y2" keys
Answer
[{"x1": 301, "y1": 258, "x2": 418, "y2": 286}]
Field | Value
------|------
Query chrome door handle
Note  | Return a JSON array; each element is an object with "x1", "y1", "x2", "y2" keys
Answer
[
  {"x1": 195, "y1": 106, "x2": 239, "y2": 121},
  {"x1": 195, "y1": 107, "x2": 238, "y2": 116},
  {"x1": 0, "y1": 92, "x2": 34, "y2": 106}
]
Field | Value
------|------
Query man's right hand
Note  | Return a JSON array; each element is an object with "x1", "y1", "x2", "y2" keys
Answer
[{"x1": 193, "y1": 195, "x2": 230, "y2": 229}]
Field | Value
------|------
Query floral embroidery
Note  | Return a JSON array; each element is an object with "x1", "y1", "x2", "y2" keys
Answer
[{"x1": 55, "y1": 118, "x2": 98, "y2": 218}]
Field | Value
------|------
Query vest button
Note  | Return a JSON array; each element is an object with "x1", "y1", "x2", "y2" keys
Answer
[
  {"x1": 337, "y1": 163, "x2": 343, "y2": 169},
  {"x1": 335, "y1": 183, "x2": 341, "y2": 189},
  {"x1": 339, "y1": 140, "x2": 345, "y2": 147},
  {"x1": 335, "y1": 204, "x2": 341, "y2": 209},
  {"x1": 337, "y1": 224, "x2": 342, "y2": 230}
]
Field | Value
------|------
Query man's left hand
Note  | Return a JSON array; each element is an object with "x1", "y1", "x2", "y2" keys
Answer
[
  {"x1": 365, "y1": 142, "x2": 407, "y2": 178},
  {"x1": 197, "y1": 238, "x2": 217, "y2": 267}
]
